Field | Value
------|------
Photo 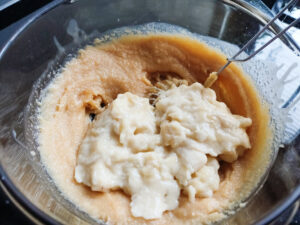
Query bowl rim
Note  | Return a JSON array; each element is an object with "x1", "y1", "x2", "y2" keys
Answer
[{"x1": 0, "y1": 0, "x2": 299, "y2": 224}]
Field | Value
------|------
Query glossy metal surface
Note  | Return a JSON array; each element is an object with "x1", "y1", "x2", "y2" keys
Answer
[{"x1": 216, "y1": 0, "x2": 299, "y2": 77}]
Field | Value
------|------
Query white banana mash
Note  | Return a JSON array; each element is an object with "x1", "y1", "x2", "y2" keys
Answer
[{"x1": 75, "y1": 83, "x2": 252, "y2": 219}]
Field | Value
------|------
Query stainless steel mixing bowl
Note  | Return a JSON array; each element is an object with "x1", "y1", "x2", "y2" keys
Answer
[{"x1": 0, "y1": 0, "x2": 299, "y2": 224}]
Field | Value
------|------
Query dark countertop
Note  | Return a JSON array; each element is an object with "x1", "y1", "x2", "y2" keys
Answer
[{"x1": 0, "y1": 190, "x2": 33, "y2": 225}]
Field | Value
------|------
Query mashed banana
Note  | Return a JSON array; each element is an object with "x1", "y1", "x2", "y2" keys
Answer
[
  {"x1": 38, "y1": 33, "x2": 271, "y2": 225},
  {"x1": 75, "y1": 83, "x2": 251, "y2": 219}
]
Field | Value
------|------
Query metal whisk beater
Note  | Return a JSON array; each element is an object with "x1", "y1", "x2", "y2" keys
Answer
[{"x1": 204, "y1": 0, "x2": 300, "y2": 88}]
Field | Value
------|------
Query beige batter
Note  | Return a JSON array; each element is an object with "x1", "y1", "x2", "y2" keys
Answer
[{"x1": 38, "y1": 34, "x2": 272, "y2": 225}]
